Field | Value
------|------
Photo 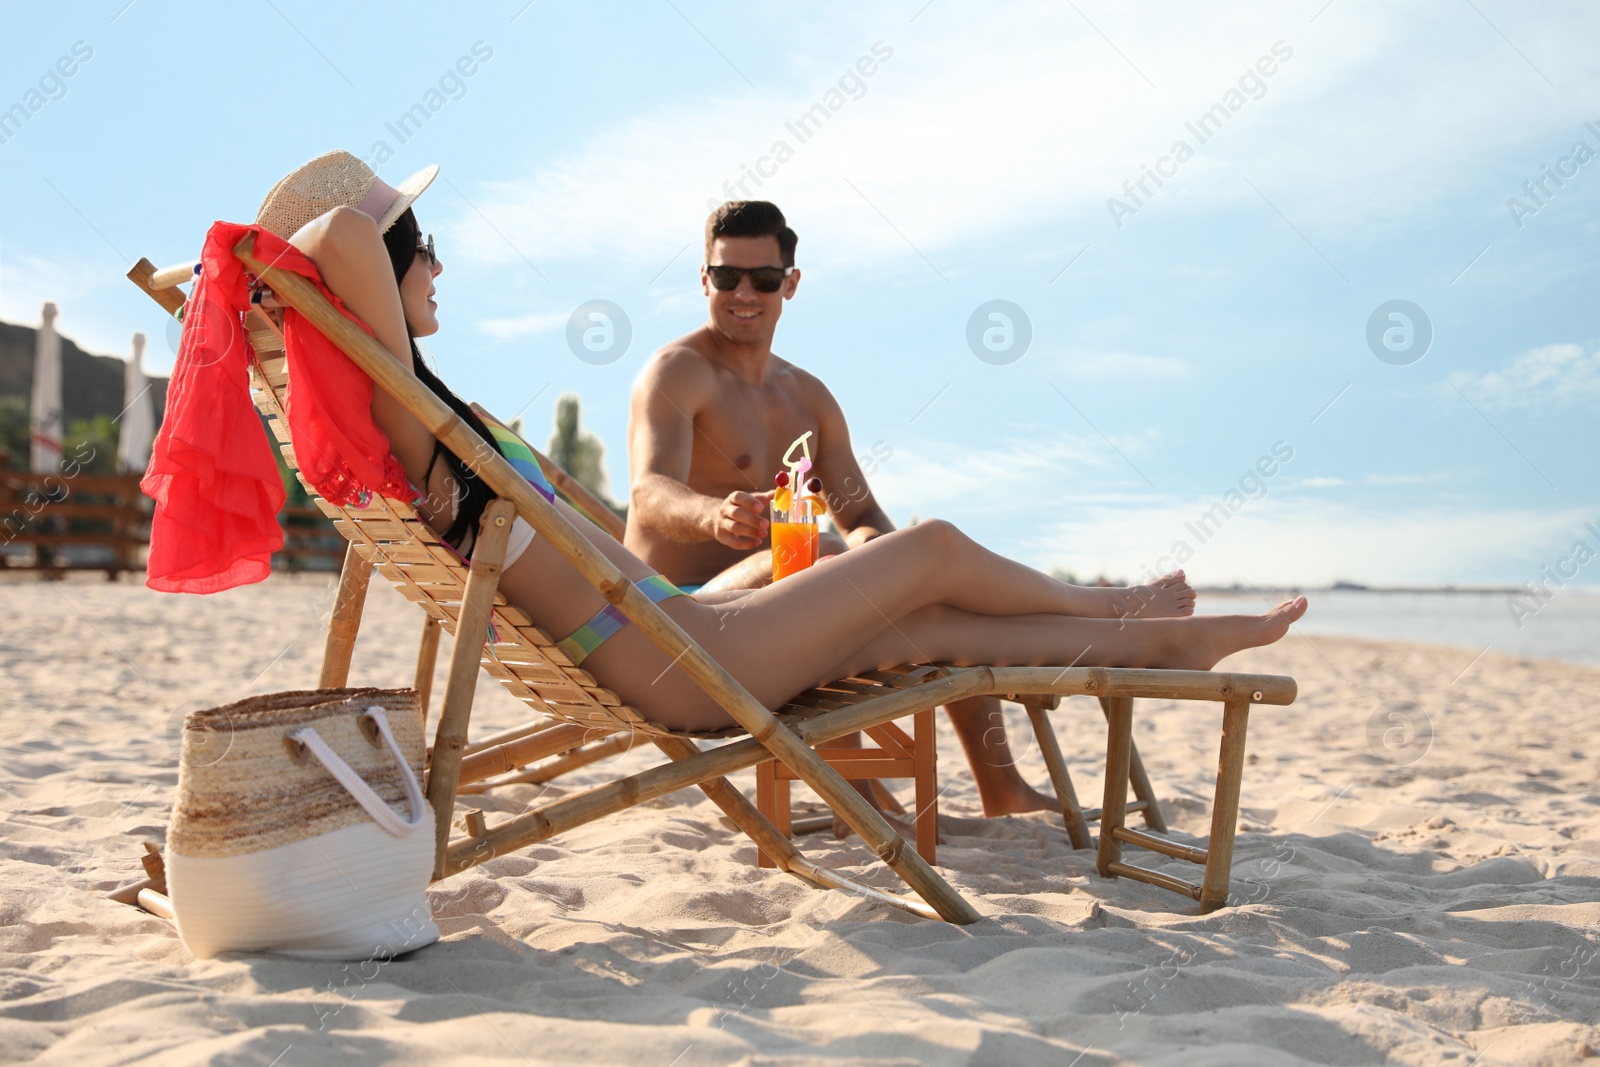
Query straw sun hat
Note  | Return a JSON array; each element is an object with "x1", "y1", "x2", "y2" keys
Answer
[{"x1": 255, "y1": 149, "x2": 438, "y2": 239}]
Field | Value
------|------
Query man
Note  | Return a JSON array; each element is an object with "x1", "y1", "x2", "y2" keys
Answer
[{"x1": 624, "y1": 200, "x2": 1058, "y2": 817}]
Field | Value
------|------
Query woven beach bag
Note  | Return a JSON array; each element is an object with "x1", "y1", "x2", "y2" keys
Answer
[{"x1": 165, "y1": 688, "x2": 440, "y2": 959}]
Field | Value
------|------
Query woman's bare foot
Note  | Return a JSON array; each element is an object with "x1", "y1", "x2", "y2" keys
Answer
[
  {"x1": 1112, "y1": 570, "x2": 1196, "y2": 619},
  {"x1": 1178, "y1": 596, "x2": 1308, "y2": 670}
]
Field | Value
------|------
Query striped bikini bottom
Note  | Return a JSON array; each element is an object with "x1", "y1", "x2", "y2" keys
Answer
[{"x1": 554, "y1": 574, "x2": 689, "y2": 666}]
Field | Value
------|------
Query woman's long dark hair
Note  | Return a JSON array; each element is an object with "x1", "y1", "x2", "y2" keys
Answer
[{"x1": 381, "y1": 208, "x2": 500, "y2": 552}]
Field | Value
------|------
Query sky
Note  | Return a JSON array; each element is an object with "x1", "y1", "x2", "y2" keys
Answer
[{"x1": 1, "y1": 0, "x2": 1596, "y2": 588}]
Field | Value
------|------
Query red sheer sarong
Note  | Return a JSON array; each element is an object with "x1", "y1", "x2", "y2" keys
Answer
[{"x1": 141, "y1": 222, "x2": 411, "y2": 593}]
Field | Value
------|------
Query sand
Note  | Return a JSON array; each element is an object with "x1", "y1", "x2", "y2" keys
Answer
[{"x1": 1, "y1": 573, "x2": 1597, "y2": 1066}]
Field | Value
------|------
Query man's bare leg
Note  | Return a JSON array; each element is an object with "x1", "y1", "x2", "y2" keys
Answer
[
  {"x1": 944, "y1": 695, "x2": 1058, "y2": 816},
  {"x1": 695, "y1": 531, "x2": 847, "y2": 594},
  {"x1": 696, "y1": 549, "x2": 774, "y2": 593}
]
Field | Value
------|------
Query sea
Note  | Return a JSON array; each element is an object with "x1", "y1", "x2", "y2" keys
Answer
[{"x1": 1196, "y1": 589, "x2": 1600, "y2": 668}]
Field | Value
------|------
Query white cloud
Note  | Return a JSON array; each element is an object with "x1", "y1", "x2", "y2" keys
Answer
[
  {"x1": 1365, "y1": 473, "x2": 1437, "y2": 486},
  {"x1": 867, "y1": 433, "x2": 1157, "y2": 520},
  {"x1": 478, "y1": 310, "x2": 568, "y2": 341},
  {"x1": 871, "y1": 437, "x2": 1099, "y2": 511},
  {"x1": 1296, "y1": 473, "x2": 1440, "y2": 489},
  {"x1": 853, "y1": 437, "x2": 1576, "y2": 586},
  {"x1": 0, "y1": 248, "x2": 131, "y2": 356},
  {"x1": 1059, "y1": 350, "x2": 1188, "y2": 378},
  {"x1": 443, "y1": 2, "x2": 1600, "y2": 274},
  {"x1": 644, "y1": 292, "x2": 701, "y2": 321},
  {"x1": 1449, "y1": 343, "x2": 1600, "y2": 408},
  {"x1": 1015, "y1": 497, "x2": 1597, "y2": 588}
]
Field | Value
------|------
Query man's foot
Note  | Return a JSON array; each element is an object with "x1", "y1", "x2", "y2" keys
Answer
[
  {"x1": 1180, "y1": 596, "x2": 1308, "y2": 670},
  {"x1": 977, "y1": 778, "x2": 1059, "y2": 818},
  {"x1": 944, "y1": 695, "x2": 1060, "y2": 818},
  {"x1": 1114, "y1": 570, "x2": 1196, "y2": 619}
]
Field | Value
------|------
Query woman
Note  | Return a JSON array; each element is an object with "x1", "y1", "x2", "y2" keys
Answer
[{"x1": 261, "y1": 154, "x2": 1306, "y2": 735}]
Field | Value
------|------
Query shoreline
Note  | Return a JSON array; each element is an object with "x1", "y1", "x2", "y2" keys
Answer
[{"x1": 1195, "y1": 584, "x2": 1600, "y2": 595}]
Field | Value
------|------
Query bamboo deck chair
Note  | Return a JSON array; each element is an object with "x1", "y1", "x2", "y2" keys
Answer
[
  {"x1": 468, "y1": 406, "x2": 940, "y2": 865},
  {"x1": 123, "y1": 239, "x2": 1296, "y2": 919},
  {"x1": 464, "y1": 412, "x2": 933, "y2": 852}
]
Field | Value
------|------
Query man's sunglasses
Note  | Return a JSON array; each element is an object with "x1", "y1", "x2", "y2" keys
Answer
[
  {"x1": 417, "y1": 233, "x2": 437, "y2": 268},
  {"x1": 705, "y1": 264, "x2": 794, "y2": 293}
]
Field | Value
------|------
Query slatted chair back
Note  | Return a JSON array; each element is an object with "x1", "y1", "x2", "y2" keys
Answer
[{"x1": 239, "y1": 314, "x2": 671, "y2": 738}]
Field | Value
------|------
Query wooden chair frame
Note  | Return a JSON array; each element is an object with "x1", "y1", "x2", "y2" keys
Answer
[
  {"x1": 1018, "y1": 694, "x2": 1166, "y2": 849},
  {"x1": 123, "y1": 238, "x2": 1296, "y2": 920},
  {"x1": 441, "y1": 416, "x2": 1154, "y2": 865},
  {"x1": 756, "y1": 711, "x2": 937, "y2": 867}
]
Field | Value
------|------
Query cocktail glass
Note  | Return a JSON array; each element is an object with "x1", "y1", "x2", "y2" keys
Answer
[{"x1": 770, "y1": 520, "x2": 819, "y2": 582}]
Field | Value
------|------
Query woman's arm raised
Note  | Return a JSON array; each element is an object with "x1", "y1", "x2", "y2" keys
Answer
[{"x1": 286, "y1": 206, "x2": 450, "y2": 520}]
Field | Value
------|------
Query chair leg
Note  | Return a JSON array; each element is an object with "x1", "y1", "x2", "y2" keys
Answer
[
  {"x1": 912, "y1": 707, "x2": 938, "y2": 864},
  {"x1": 1199, "y1": 700, "x2": 1251, "y2": 913},
  {"x1": 653, "y1": 735, "x2": 948, "y2": 922},
  {"x1": 869, "y1": 780, "x2": 908, "y2": 815},
  {"x1": 1099, "y1": 696, "x2": 1168, "y2": 834},
  {"x1": 755, "y1": 731, "x2": 979, "y2": 922},
  {"x1": 1096, "y1": 696, "x2": 1135, "y2": 877},
  {"x1": 1024, "y1": 703, "x2": 1094, "y2": 850},
  {"x1": 755, "y1": 758, "x2": 785, "y2": 869},
  {"x1": 414, "y1": 615, "x2": 442, "y2": 719},
  {"x1": 426, "y1": 500, "x2": 514, "y2": 880},
  {"x1": 755, "y1": 718, "x2": 932, "y2": 865},
  {"x1": 318, "y1": 542, "x2": 372, "y2": 687},
  {"x1": 774, "y1": 779, "x2": 792, "y2": 853},
  {"x1": 458, "y1": 730, "x2": 640, "y2": 792},
  {"x1": 1127, "y1": 738, "x2": 1168, "y2": 833}
]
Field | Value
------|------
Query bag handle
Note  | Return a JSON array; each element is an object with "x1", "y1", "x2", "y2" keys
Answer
[{"x1": 289, "y1": 706, "x2": 428, "y2": 838}]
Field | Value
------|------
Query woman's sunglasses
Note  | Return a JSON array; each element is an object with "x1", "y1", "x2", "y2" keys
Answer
[
  {"x1": 417, "y1": 233, "x2": 437, "y2": 268},
  {"x1": 705, "y1": 264, "x2": 793, "y2": 293}
]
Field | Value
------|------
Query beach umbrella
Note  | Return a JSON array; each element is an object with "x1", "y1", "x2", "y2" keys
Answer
[
  {"x1": 30, "y1": 302, "x2": 62, "y2": 473},
  {"x1": 118, "y1": 332, "x2": 155, "y2": 473}
]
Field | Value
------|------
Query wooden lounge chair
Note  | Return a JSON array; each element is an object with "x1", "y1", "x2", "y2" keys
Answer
[
  {"x1": 460, "y1": 412, "x2": 944, "y2": 867},
  {"x1": 124, "y1": 239, "x2": 1297, "y2": 919}
]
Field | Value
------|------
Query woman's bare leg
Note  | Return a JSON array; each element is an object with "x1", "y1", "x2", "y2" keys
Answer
[
  {"x1": 815, "y1": 600, "x2": 1307, "y2": 685},
  {"x1": 565, "y1": 517, "x2": 1306, "y2": 731},
  {"x1": 761, "y1": 520, "x2": 1177, "y2": 624},
  {"x1": 661, "y1": 522, "x2": 1223, "y2": 688},
  {"x1": 595, "y1": 588, "x2": 1305, "y2": 733}
]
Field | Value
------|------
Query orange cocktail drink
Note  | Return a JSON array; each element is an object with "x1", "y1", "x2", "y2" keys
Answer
[
  {"x1": 771, "y1": 429, "x2": 824, "y2": 582},
  {"x1": 770, "y1": 521, "x2": 819, "y2": 582}
]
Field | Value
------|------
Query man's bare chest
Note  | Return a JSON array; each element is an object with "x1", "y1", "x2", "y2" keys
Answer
[{"x1": 689, "y1": 382, "x2": 815, "y2": 489}]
